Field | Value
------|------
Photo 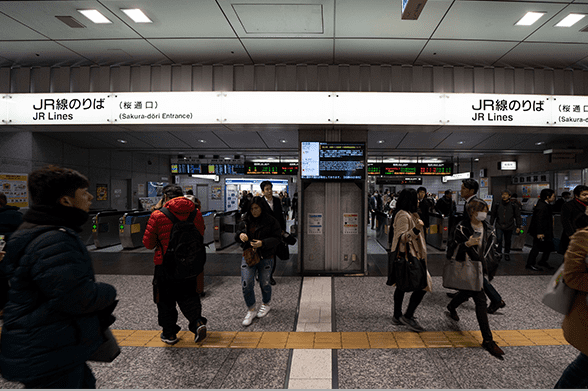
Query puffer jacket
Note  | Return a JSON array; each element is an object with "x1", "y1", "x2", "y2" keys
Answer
[
  {"x1": 235, "y1": 213, "x2": 281, "y2": 260},
  {"x1": 0, "y1": 205, "x2": 23, "y2": 240},
  {"x1": 0, "y1": 223, "x2": 117, "y2": 383},
  {"x1": 143, "y1": 196, "x2": 205, "y2": 265},
  {"x1": 562, "y1": 227, "x2": 588, "y2": 356}
]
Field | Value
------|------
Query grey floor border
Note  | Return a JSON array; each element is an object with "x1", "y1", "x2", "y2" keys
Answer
[
  {"x1": 283, "y1": 276, "x2": 305, "y2": 389},
  {"x1": 331, "y1": 276, "x2": 338, "y2": 390}
]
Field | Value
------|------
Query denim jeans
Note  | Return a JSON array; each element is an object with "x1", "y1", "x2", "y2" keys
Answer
[
  {"x1": 484, "y1": 278, "x2": 502, "y2": 305},
  {"x1": 495, "y1": 228, "x2": 513, "y2": 254},
  {"x1": 241, "y1": 256, "x2": 273, "y2": 309},
  {"x1": 555, "y1": 352, "x2": 588, "y2": 388}
]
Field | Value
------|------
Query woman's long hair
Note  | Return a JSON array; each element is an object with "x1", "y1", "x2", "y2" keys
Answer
[
  {"x1": 395, "y1": 188, "x2": 418, "y2": 213},
  {"x1": 243, "y1": 196, "x2": 271, "y2": 224}
]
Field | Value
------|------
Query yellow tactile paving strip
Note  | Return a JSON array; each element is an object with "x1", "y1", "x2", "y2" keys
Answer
[{"x1": 112, "y1": 328, "x2": 569, "y2": 350}]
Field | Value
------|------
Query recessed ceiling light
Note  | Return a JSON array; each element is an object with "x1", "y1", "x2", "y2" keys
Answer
[
  {"x1": 280, "y1": 139, "x2": 287, "y2": 143},
  {"x1": 515, "y1": 12, "x2": 545, "y2": 26},
  {"x1": 555, "y1": 13, "x2": 585, "y2": 27},
  {"x1": 121, "y1": 8, "x2": 152, "y2": 23},
  {"x1": 224, "y1": 157, "x2": 231, "y2": 160},
  {"x1": 198, "y1": 139, "x2": 207, "y2": 143},
  {"x1": 535, "y1": 141, "x2": 545, "y2": 145},
  {"x1": 474, "y1": 158, "x2": 480, "y2": 161},
  {"x1": 117, "y1": 139, "x2": 127, "y2": 144},
  {"x1": 458, "y1": 141, "x2": 465, "y2": 145},
  {"x1": 78, "y1": 9, "x2": 112, "y2": 24},
  {"x1": 377, "y1": 140, "x2": 385, "y2": 144}
]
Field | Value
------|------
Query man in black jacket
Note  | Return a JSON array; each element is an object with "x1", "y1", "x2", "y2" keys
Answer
[
  {"x1": 0, "y1": 193, "x2": 23, "y2": 312},
  {"x1": 559, "y1": 185, "x2": 588, "y2": 254},
  {"x1": 0, "y1": 166, "x2": 117, "y2": 388},
  {"x1": 260, "y1": 181, "x2": 286, "y2": 285},
  {"x1": 526, "y1": 188, "x2": 556, "y2": 271},
  {"x1": 490, "y1": 190, "x2": 522, "y2": 262}
]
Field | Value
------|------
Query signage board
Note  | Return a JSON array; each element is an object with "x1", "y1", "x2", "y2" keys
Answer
[
  {"x1": 0, "y1": 96, "x2": 6, "y2": 125},
  {"x1": 500, "y1": 161, "x2": 517, "y2": 170},
  {"x1": 550, "y1": 96, "x2": 588, "y2": 127},
  {"x1": 301, "y1": 142, "x2": 365, "y2": 180},
  {"x1": 0, "y1": 173, "x2": 28, "y2": 207},
  {"x1": 368, "y1": 163, "x2": 452, "y2": 176}
]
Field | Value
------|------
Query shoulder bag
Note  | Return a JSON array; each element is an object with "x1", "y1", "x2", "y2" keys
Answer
[
  {"x1": 243, "y1": 247, "x2": 261, "y2": 267},
  {"x1": 542, "y1": 263, "x2": 577, "y2": 315},
  {"x1": 89, "y1": 327, "x2": 121, "y2": 362},
  {"x1": 442, "y1": 249, "x2": 483, "y2": 291},
  {"x1": 390, "y1": 238, "x2": 427, "y2": 292}
]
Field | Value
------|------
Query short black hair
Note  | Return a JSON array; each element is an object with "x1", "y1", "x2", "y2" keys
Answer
[
  {"x1": 417, "y1": 187, "x2": 427, "y2": 194},
  {"x1": 502, "y1": 189, "x2": 512, "y2": 196},
  {"x1": 163, "y1": 184, "x2": 184, "y2": 199},
  {"x1": 445, "y1": 190, "x2": 452, "y2": 196},
  {"x1": 462, "y1": 179, "x2": 479, "y2": 194},
  {"x1": 186, "y1": 189, "x2": 194, "y2": 195},
  {"x1": 562, "y1": 191, "x2": 572, "y2": 197},
  {"x1": 512, "y1": 193, "x2": 518, "y2": 198},
  {"x1": 540, "y1": 188, "x2": 555, "y2": 200},
  {"x1": 260, "y1": 181, "x2": 273, "y2": 192},
  {"x1": 28, "y1": 165, "x2": 89, "y2": 206},
  {"x1": 573, "y1": 186, "x2": 588, "y2": 197},
  {"x1": 396, "y1": 188, "x2": 418, "y2": 213}
]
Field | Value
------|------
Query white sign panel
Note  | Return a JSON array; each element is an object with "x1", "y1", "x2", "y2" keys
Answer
[
  {"x1": 335, "y1": 92, "x2": 444, "y2": 125},
  {"x1": 7, "y1": 93, "x2": 111, "y2": 125},
  {"x1": 112, "y1": 92, "x2": 221, "y2": 124},
  {"x1": 343, "y1": 213, "x2": 359, "y2": 234},
  {"x1": 222, "y1": 92, "x2": 331, "y2": 124},
  {"x1": 551, "y1": 96, "x2": 588, "y2": 127},
  {"x1": 0, "y1": 96, "x2": 7, "y2": 125},
  {"x1": 500, "y1": 161, "x2": 517, "y2": 170},
  {"x1": 307, "y1": 213, "x2": 323, "y2": 235},
  {"x1": 445, "y1": 94, "x2": 551, "y2": 126}
]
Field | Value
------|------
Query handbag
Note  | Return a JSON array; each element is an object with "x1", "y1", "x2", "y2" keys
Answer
[
  {"x1": 276, "y1": 241, "x2": 290, "y2": 260},
  {"x1": 89, "y1": 328, "x2": 120, "y2": 362},
  {"x1": 243, "y1": 247, "x2": 261, "y2": 267},
  {"x1": 392, "y1": 240, "x2": 427, "y2": 292},
  {"x1": 542, "y1": 263, "x2": 577, "y2": 315},
  {"x1": 442, "y1": 252, "x2": 483, "y2": 291}
]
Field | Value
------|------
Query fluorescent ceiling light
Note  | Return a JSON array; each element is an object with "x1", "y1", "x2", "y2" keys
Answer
[
  {"x1": 121, "y1": 8, "x2": 152, "y2": 23},
  {"x1": 515, "y1": 12, "x2": 545, "y2": 26},
  {"x1": 117, "y1": 139, "x2": 127, "y2": 144},
  {"x1": 555, "y1": 13, "x2": 585, "y2": 27},
  {"x1": 78, "y1": 9, "x2": 112, "y2": 24}
]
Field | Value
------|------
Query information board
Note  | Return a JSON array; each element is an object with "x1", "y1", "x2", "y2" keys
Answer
[
  {"x1": 301, "y1": 142, "x2": 365, "y2": 180},
  {"x1": 0, "y1": 173, "x2": 28, "y2": 207},
  {"x1": 369, "y1": 163, "x2": 452, "y2": 176}
]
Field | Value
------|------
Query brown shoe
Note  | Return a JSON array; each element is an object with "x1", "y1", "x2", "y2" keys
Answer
[{"x1": 482, "y1": 340, "x2": 504, "y2": 359}]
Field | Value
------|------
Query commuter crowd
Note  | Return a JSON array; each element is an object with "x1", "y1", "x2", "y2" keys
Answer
[{"x1": 0, "y1": 165, "x2": 586, "y2": 388}]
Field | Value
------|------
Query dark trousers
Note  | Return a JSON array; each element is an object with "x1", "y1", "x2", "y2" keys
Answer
[
  {"x1": 370, "y1": 211, "x2": 377, "y2": 228},
  {"x1": 555, "y1": 352, "x2": 588, "y2": 389},
  {"x1": 495, "y1": 228, "x2": 513, "y2": 254},
  {"x1": 24, "y1": 363, "x2": 96, "y2": 389},
  {"x1": 526, "y1": 237, "x2": 551, "y2": 266},
  {"x1": 393, "y1": 287, "x2": 426, "y2": 319},
  {"x1": 484, "y1": 278, "x2": 502, "y2": 305},
  {"x1": 153, "y1": 266, "x2": 206, "y2": 336},
  {"x1": 448, "y1": 289, "x2": 493, "y2": 342}
]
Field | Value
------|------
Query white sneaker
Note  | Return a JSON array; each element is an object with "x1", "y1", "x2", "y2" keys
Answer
[
  {"x1": 242, "y1": 310, "x2": 257, "y2": 326},
  {"x1": 257, "y1": 304, "x2": 271, "y2": 318}
]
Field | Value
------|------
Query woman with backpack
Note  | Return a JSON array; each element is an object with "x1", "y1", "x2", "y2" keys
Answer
[{"x1": 235, "y1": 196, "x2": 282, "y2": 327}]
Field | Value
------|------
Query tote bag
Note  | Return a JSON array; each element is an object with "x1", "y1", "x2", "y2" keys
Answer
[
  {"x1": 393, "y1": 240, "x2": 427, "y2": 292},
  {"x1": 442, "y1": 253, "x2": 483, "y2": 291},
  {"x1": 542, "y1": 263, "x2": 577, "y2": 315}
]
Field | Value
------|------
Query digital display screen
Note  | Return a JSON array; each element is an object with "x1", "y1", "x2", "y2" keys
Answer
[
  {"x1": 246, "y1": 163, "x2": 279, "y2": 175},
  {"x1": 171, "y1": 163, "x2": 244, "y2": 175},
  {"x1": 376, "y1": 177, "x2": 423, "y2": 185},
  {"x1": 301, "y1": 142, "x2": 365, "y2": 180},
  {"x1": 367, "y1": 163, "x2": 452, "y2": 176}
]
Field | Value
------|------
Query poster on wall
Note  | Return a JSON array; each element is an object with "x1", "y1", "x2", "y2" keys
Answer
[
  {"x1": 137, "y1": 183, "x2": 145, "y2": 197},
  {"x1": 522, "y1": 186, "x2": 531, "y2": 198},
  {"x1": 147, "y1": 182, "x2": 168, "y2": 197},
  {"x1": 479, "y1": 178, "x2": 488, "y2": 188},
  {"x1": 225, "y1": 185, "x2": 239, "y2": 211},
  {"x1": 343, "y1": 213, "x2": 359, "y2": 234},
  {"x1": 211, "y1": 186, "x2": 222, "y2": 200},
  {"x1": 0, "y1": 173, "x2": 28, "y2": 207},
  {"x1": 96, "y1": 184, "x2": 108, "y2": 201},
  {"x1": 308, "y1": 213, "x2": 323, "y2": 235}
]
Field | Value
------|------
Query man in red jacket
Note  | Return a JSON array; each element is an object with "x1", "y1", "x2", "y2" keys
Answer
[{"x1": 143, "y1": 185, "x2": 207, "y2": 345}]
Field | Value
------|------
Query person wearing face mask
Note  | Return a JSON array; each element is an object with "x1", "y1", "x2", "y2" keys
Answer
[
  {"x1": 526, "y1": 188, "x2": 556, "y2": 271},
  {"x1": 558, "y1": 185, "x2": 588, "y2": 255},
  {"x1": 445, "y1": 199, "x2": 505, "y2": 359}
]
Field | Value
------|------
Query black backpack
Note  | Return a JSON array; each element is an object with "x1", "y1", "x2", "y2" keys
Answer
[{"x1": 160, "y1": 207, "x2": 206, "y2": 279}]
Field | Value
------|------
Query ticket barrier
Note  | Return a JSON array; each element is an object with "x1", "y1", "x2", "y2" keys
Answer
[
  {"x1": 519, "y1": 213, "x2": 563, "y2": 249},
  {"x1": 375, "y1": 213, "x2": 391, "y2": 251},
  {"x1": 92, "y1": 210, "x2": 134, "y2": 248},
  {"x1": 213, "y1": 211, "x2": 239, "y2": 250},
  {"x1": 427, "y1": 213, "x2": 451, "y2": 251},
  {"x1": 81, "y1": 209, "x2": 115, "y2": 246},
  {"x1": 119, "y1": 211, "x2": 152, "y2": 249},
  {"x1": 201, "y1": 210, "x2": 216, "y2": 245}
]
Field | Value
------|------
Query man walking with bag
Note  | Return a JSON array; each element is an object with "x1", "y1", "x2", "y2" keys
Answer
[{"x1": 143, "y1": 184, "x2": 207, "y2": 345}]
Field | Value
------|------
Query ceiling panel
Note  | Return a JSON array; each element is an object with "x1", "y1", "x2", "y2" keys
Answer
[
  {"x1": 0, "y1": 12, "x2": 47, "y2": 40},
  {"x1": 35, "y1": 131, "x2": 118, "y2": 149},
  {"x1": 257, "y1": 130, "x2": 298, "y2": 149},
  {"x1": 397, "y1": 131, "x2": 451, "y2": 149},
  {"x1": 416, "y1": 40, "x2": 517, "y2": 67},
  {"x1": 150, "y1": 38, "x2": 251, "y2": 65},
  {"x1": 432, "y1": 132, "x2": 494, "y2": 150},
  {"x1": 96, "y1": 132, "x2": 155, "y2": 149},
  {"x1": 0, "y1": 0, "x2": 141, "y2": 40},
  {"x1": 495, "y1": 41, "x2": 588, "y2": 69},
  {"x1": 1, "y1": 41, "x2": 88, "y2": 68},
  {"x1": 367, "y1": 131, "x2": 407, "y2": 149},
  {"x1": 123, "y1": 131, "x2": 191, "y2": 148},
  {"x1": 336, "y1": 0, "x2": 452, "y2": 39},
  {"x1": 102, "y1": 0, "x2": 238, "y2": 38},
  {"x1": 170, "y1": 130, "x2": 229, "y2": 149},
  {"x1": 470, "y1": 133, "x2": 531, "y2": 150},
  {"x1": 213, "y1": 130, "x2": 266, "y2": 148},
  {"x1": 60, "y1": 39, "x2": 169, "y2": 66},
  {"x1": 242, "y1": 38, "x2": 333, "y2": 64},
  {"x1": 527, "y1": 3, "x2": 588, "y2": 43},
  {"x1": 432, "y1": 1, "x2": 567, "y2": 41},
  {"x1": 335, "y1": 39, "x2": 426, "y2": 65}
]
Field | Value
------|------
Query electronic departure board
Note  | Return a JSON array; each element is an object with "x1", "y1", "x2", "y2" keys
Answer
[
  {"x1": 301, "y1": 142, "x2": 365, "y2": 180},
  {"x1": 171, "y1": 163, "x2": 244, "y2": 175},
  {"x1": 367, "y1": 163, "x2": 452, "y2": 176},
  {"x1": 246, "y1": 162, "x2": 299, "y2": 175},
  {"x1": 376, "y1": 177, "x2": 423, "y2": 185}
]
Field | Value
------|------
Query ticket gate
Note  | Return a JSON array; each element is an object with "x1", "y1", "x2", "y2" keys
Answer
[
  {"x1": 427, "y1": 213, "x2": 451, "y2": 251},
  {"x1": 119, "y1": 211, "x2": 152, "y2": 249},
  {"x1": 213, "y1": 211, "x2": 239, "y2": 250},
  {"x1": 201, "y1": 210, "x2": 215, "y2": 245},
  {"x1": 375, "y1": 213, "x2": 391, "y2": 251},
  {"x1": 92, "y1": 210, "x2": 134, "y2": 248}
]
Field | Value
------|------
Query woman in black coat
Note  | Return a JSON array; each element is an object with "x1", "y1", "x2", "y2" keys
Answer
[
  {"x1": 235, "y1": 196, "x2": 281, "y2": 327},
  {"x1": 526, "y1": 188, "x2": 556, "y2": 271}
]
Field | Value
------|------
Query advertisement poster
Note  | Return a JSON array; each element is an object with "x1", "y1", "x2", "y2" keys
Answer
[
  {"x1": 147, "y1": 182, "x2": 168, "y2": 197},
  {"x1": 308, "y1": 213, "x2": 323, "y2": 235},
  {"x1": 522, "y1": 186, "x2": 531, "y2": 198},
  {"x1": 480, "y1": 178, "x2": 488, "y2": 188},
  {"x1": 343, "y1": 213, "x2": 359, "y2": 234},
  {"x1": 211, "y1": 186, "x2": 222, "y2": 200},
  {"x1": 137, "y1": 183, "x2": 145, "y2": 197},
  {"x1": 0, "y1": 173, "x2": 28, "y2": 207},
  {"x1": 96, "y1": 184, "x2": 108, "y2": 201}
]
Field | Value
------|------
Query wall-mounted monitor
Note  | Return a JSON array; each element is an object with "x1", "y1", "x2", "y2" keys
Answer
[{"x1": 301, "y1": 142, "x2": 365, "y2": 180}]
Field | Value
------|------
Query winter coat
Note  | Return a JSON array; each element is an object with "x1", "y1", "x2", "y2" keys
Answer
[
  {"x1": 528, "y1": 199, "x2": 554, "y2": 239},
  {"x1": 0, "y1": 207, "x2": 117, "y2": 383},
  {"x1": 235, "y1": 212, "x2": 281, "y2": 260},
  {"x1": 143, "y1": 196, "x2": 205, "y2": 265},
  {"x1": 435, "y1": 197, "x2": 456, "y2": 217},
  {"x1": 561, "y1": 198, "x2": 587, "y2": 242},
  {"x1": 262, "y1": 195, "x2": 286, "y2": 231},
  {"x1": 490, "y1": 200, "x2": 522, "y2": 231},
  {"x1": 561, "y1": 227, "x2": 588, "y2": 356},
  {"x1": 0, "y1": 205, "x2": 23, "y2": 240}
]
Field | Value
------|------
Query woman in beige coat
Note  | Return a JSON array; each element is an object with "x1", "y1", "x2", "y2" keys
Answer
[
  {"x1": 390, "y1": 188, "x2": 431, "y2": 332},
  {"x1": 555, "y1": 223, "x2": 588, "y2": 388}
]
